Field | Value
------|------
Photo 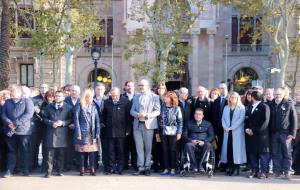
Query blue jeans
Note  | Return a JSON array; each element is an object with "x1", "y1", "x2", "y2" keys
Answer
[
  {"x1": 5, "y1": 135, "x2": 31, "y2": 173},
  {"x1": 249, "y1": 152, "x2": 270, "y2": 174}
]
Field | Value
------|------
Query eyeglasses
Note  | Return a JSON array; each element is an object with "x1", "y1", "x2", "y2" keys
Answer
[{"x1": 138, "y1": 84, "x2": 145, "y2": 87}]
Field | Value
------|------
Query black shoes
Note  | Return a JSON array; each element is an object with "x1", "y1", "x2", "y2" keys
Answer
[
  {"x1": 133, "y1": 170, "x2": 145, "y2": 176},
  {"x1": 44, "y1": 173, "x2": 51, "y2": 178},
  {"x1": 22, "y1": 171, "x2": 31, "y2": 177},
  {"x1": 90, "y1": 168, "x2": 96, "y2": 176},
  {"x1": 144, "y1": 169, "x2": 151, "y2": 176},
  {"x1": 232, "y1": 168, "x2": 240, "y2": 176},
  {"x1": 133, "y1": 169, "x2": 151, "y2": 176},
  {"x1": 248, "y1": 172, "x2": 258, "y2": 178}
]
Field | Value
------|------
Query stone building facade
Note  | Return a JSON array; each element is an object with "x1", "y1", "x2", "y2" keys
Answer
[{"x1": 8, "y1": 0, "x2": 300, "y2": 95}]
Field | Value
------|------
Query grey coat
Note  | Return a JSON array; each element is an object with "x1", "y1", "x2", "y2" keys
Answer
[
  {"x1": 1, "y1": 97, "x2": 34, "y2": 136},
  {"x1": 130, "y1": 91, "x2": 161, "y2": 130},
  {"x1": 221, "y1": 105, "x2": 247, "y2": 164}
]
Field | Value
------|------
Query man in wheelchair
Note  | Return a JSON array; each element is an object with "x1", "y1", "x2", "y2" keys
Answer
[{"x1": 183, "y1": 108, "x2": 215, "y2": 173}]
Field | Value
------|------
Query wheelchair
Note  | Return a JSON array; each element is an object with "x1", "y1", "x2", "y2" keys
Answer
[{"x1": 179, "y1": 140, "x2": 216, "y2": 178}]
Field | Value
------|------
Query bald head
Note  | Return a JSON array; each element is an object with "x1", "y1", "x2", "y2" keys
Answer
[
  {"x1": 110, "y1": 87, "x2": 121, "y2": 102},
  {"x1": 196, "y1": 86, "x2": 207, "y2": 100}
]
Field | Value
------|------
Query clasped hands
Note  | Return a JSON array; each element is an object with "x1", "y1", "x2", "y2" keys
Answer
[{"x1": 52, "y1": 120, "x2": 63, "y2": 128}]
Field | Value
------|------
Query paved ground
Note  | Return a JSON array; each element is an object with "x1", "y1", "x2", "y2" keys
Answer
[{"x1": 1, "y1": 171, "x2": 300, "y2": 190}]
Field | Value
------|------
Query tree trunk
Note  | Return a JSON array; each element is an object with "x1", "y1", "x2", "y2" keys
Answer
[
  {"x1": 158, "y1": 42, "x2": 173, "y2": 84},
  {"x1": 0, "y1": 0, "x2": 11, "y2": 90},
  {"x1": 65, "y1": 47, "x2": 73, "y2": 85}
]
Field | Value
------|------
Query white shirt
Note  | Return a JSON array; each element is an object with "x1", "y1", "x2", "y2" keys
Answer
[
  {"x1": 71, "y1": 98, "x2": 78, "y2": 106},
  {"x1": 56, "y1": 103, "x2": 63, "y2": 109},
  {"x1": 126, "y1": 92, "x2": 134, "y2": 101},
  {"x1": 251, "y1": 101, "x2": 261, "y2": 114}
]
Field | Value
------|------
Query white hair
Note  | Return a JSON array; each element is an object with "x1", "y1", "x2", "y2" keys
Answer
[
  {"x1": 110, "y1": 87, "x2": 121, "y2": 95},
  {"x1": 179, "y1": 87, "x2": 188, "y2": 94},
  {"x1": 71, "y1": 85, "x2": 81, "y2": 93},
  {"x1": 21, "y1": 86, "x2": 31, "y2": 98},
  {"x1": 9, "y1": 85, "x2": 22, "y2": 93}
]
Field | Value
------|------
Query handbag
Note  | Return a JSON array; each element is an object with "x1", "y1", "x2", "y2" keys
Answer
[{"x1": 164, "y1": 125, "x2": 177, "y2": 136}]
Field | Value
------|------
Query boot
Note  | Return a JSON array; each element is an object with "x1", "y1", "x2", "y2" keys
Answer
[
  {"x1": 233, "y1": 165, "x2": 240, "y2": 176},
  {"x1": 79, "y1": 168, "x2": 84, "y2": 176},
  {"x1": 90, "y1": 168, "x2": 96, "y2": 176},
  {"x1": 226, "y1": 168, "x2": 234, "y2": 176},
  {"x1": 233, "y1": 168, "x2": 240, "y2": 176}
]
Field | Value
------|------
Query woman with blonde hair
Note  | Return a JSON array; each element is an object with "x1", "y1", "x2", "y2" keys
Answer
[
  {"x1": 74, "y1": 89, "x2": 100, "y2": 176},
  {"x1": 221, "y1": 92, "x2": 246, "y2": 176}
]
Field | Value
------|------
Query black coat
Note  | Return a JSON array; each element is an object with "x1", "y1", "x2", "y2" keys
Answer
[
  {"x1": 121, "y1": 93, "x2": 135, "y2": 134},
  {"x1": 191, "y1": 97, "x2": 212, "y2": 122},
  {"x1": 43, "y1": 103, "x2": 73, "y2": 148},
  {"x1": 179, "y1": 99, "x2": 192, "y2": 129},
  {"x1": 246, "y1": 102, "x2": 270, "y2": 153},
  {"x1": 101, "y1": 97, "x2": 131, "y2": 138},
  {"x1": 183, "y1": 120, "x2": 215, "y2": 143},
  {"x1": 31, "y1": 95, "x2": 45, "y2": 133},
  {"x1": 244, "y1": 104, "x2": 252, "y2": 129},
  {"x1": 269, "y1": 99, "x2": 297, "y2": 137},
  {"x1": 211, "y1": 96, "x2": 227, "y2": 136}
]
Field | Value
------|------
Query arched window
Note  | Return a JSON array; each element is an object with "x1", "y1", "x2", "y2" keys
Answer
[{"x1": 233, "y1": 67, "x2": 258, "y2": 94}]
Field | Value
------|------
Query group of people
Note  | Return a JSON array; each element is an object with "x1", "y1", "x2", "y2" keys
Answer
[{"x1": 0, "y1": 79, "x2": 299, "y2": 180}]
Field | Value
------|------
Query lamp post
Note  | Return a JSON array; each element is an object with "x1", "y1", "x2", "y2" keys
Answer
[
  {"x1": 225, "y1": 35, "x2": 229, "y2": 83},
  {"x1": 91, "y1": 46, "x2": 101, "y2": 89}
]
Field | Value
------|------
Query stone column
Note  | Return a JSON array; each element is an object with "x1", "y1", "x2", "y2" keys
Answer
[
  {"x1": 208, "y1": 32, "x2": 215, "y2": 89},
  {"x1": 191, "y1": 33, "x2": 199, "y2": 94}
]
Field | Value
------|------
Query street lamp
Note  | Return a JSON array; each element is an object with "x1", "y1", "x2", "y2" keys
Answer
[
  {"x1": 91, "y1": 46, "x2": 101, "y2": 89},
  {"x1": 225, "y1": 34, "x2": 229, "y2": 83}
]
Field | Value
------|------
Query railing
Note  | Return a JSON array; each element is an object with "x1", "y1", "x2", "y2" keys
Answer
[
  {"x1": 10, "y1": 38, "x2": 31, "y2": 48},
  {"x1": 229, "y1": 44, "x2": 270, "y2": 53}
]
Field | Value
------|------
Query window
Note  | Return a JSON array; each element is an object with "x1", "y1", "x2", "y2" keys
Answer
[
  {"x1": 231, "y1": 16, "x2": 262, "y2": 45},
  {"x1": 92, "y1": 18, "x2": 113, "y2": 47},
  {"x1": 10, "y1": 8, "x2": 34, "y2": 38},
  {"x1": 20, "y1": 64, "x2": 34, "y2": 87},
  {"x1": 231, "y1": 16, "x2": 262, "y2": 52}
]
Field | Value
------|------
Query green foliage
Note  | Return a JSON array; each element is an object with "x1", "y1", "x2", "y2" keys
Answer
[
  {"x1": 214, "y1": 0, "x2": 299, "y2": 87},
  {"x1": 125, "y1": 0, "x2": 203, "y2": 85},
  {"x1": 13, "y1": 0, "x2": 104, "y2": 60}
]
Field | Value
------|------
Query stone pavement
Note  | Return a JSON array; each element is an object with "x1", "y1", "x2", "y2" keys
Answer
[{"x1": 1, "y1": 172, "x2": 300, "y2": 190}]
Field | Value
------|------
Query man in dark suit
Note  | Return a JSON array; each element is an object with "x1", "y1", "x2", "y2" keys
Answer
[
  {"x1": 211, "y1": 83, "x2": 228, "y2": 169},
  {"x1": 269, "y1": 87, "x2": 297, "y2": 180},
  {"x1": 102, "y1": 87, "x2": 131, "y2": 175},
  {"x1": 93, "y1": 82, "x2": 107, "y2": 171},
  {"x1": 183, "y1": 108, "x2": 215, "y2": 172},
  {"x1": 43, "y1": 90, "x2": 73, "y2": 178},
  {"x1": 191, "y1": 86, "x2": 211, "y2": 122},
  {"x1": 31, "y1": 83, "x2": 48, "y2": 172},
  {"x1": 178, "y1": 87, "x2": 192, "y2": 161},
  {"x1": 245, "y1": 91, "x2": 270, "y2": 179},
  {"x1": 292, "y1": 91, "x2": 300, "y2": 175},
  {"x1": 122, "y1": 81, "x2": 137, "y2": 171},
  {"x1": 64, "y1": 85, "x2": 81, "y2": 171},
  {"x1": 178, "y1": 87, "x2": 192, "y2": 127}
]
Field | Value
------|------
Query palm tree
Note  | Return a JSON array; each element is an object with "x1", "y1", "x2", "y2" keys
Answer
[{"x1": 0, "y1": 0, "x2": 11, "y2": 90}]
